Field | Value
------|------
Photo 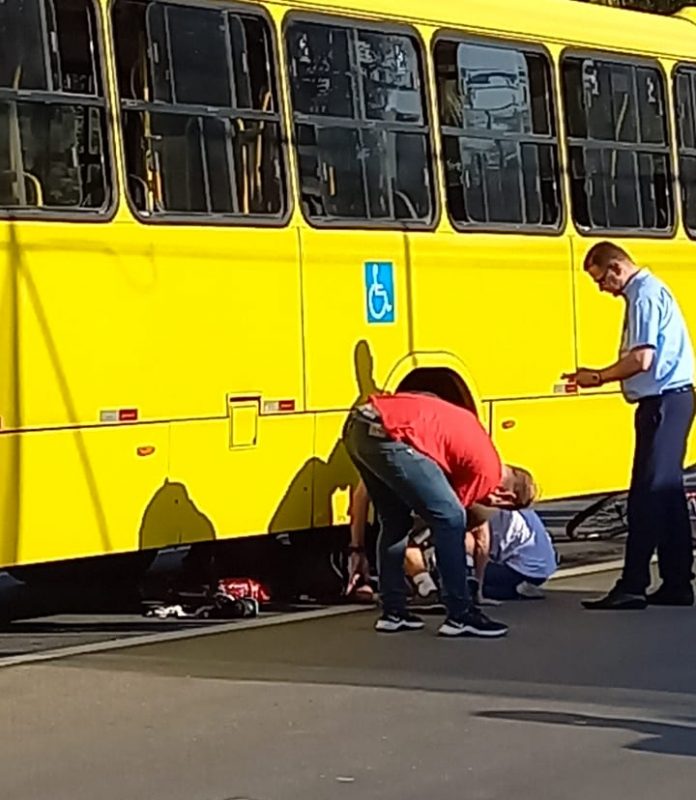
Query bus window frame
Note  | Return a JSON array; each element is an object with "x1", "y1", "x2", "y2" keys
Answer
[
  {"x1": 110, "y1": 0, "x2": 292, "y2": 228},
  {"x1": 432, "y1": 29, "x2": 566, "y2": 238},
  {"x1": 560, "y1": 47, "x2": 676, "y2": 241},
  {"x1": 0, "y1": 0, "x2": 117, "y2": 223},
  {"x1": 282, "y1": 10, "x2": 440, "y2": 232},
  {"x1": 671, "y1": 61, "x2": 696, "y2": 242}
]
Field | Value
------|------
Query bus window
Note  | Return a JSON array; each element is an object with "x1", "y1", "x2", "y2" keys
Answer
[
  {"x1": 562, "y1": 55, "x2": 673, "y2": 234},
  {"x1": 112, "y1": 1, "x2": 285, "y2": 221},
  {"x1": 674, "y1": 66, "x2": 696, "y2": 237},
  {"x1": 286, "y1": 19, "x2": 434, "y2": 226},
  {"x1": 0, "y1": 0, "x2": 110, "y2": 213},
  {"x1": 434, "y1": 38, "x2": 561, "y2": 231}
]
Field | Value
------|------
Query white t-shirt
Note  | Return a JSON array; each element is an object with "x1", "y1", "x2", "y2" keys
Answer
[{"x1": 489, "y1": 509, "x2": 557, "y2": 580}]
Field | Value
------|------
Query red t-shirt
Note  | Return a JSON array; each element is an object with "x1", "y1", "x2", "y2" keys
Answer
[{"x1": 369, "y1": 392, "x2": 502, "y2": 507}]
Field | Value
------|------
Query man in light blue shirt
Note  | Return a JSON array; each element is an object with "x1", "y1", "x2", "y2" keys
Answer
[
  {"x1": 564, "y1": 242, "x2": 695, "y2": 610},
  {"x1": 620, "y1": 270, "x2": 694, "y2": 403}
]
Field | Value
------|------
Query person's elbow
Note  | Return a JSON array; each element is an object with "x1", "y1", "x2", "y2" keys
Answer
[{"x1": 633, "y1": 347, "x2": 654, "y2": 372}]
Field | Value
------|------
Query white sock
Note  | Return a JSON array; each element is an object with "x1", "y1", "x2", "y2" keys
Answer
[{"x1": 413, "y1": 572, "x2": 437, "y2": 597}]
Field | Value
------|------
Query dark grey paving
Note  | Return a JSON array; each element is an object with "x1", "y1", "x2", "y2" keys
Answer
[{"x1": 2, "y1": 570, "x2": 696, "y2": 800}]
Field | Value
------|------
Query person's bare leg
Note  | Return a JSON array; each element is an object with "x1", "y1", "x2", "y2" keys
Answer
[{"x1": 405, "y1": 546, "x2": 437, "y2": 598}]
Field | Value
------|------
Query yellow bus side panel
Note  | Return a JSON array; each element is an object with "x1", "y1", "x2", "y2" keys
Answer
[
  {"x1": 0, "y1": 425, "x2": 169, "y2": 567},
  {"x1": 299, "y1": 229, "x2": 410, "y2": 410},
  {"x1": 4, "y1": 221, "x2": 163, "y2": 430},
  {"x1": 2, "y1": 221, "x2": 305, "y2": 430},
  {"x1": 408, "y1": 233, "x2": 576, "y2": 399},
  {"x1": 153, "y1": 226, "x2": 305, "y2": 418},
  {"x1": 492, "y1": 394, "x2": 634, "y2": 499},
  {"x1": 168, "y1": 414, "x2": 315, "y2": 539}
]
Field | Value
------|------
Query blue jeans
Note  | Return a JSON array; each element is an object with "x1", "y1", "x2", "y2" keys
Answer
[
  {"x1": 344, "y1": 412, "x2": 471, "y2": 618},
  {"x1": 623, "y1": 388, "x2": 695, "y2": 594}
]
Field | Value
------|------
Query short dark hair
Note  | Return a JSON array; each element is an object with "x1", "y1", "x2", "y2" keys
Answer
[{"x1": 583, "y1": 241, "x2": 632, "y2": 272}]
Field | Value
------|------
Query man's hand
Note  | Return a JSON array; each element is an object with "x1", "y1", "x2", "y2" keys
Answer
[
  {"x1": 346, "y1": 552, "x2": 371, "y2": 595},
  {"x1": 562, "y1": 369, "x2": 601, "y2": 389}
]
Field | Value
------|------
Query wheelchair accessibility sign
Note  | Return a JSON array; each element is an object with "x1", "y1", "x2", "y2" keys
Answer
[{"x1": 364, "y1": 261, "x2": 395, "y2": 324}]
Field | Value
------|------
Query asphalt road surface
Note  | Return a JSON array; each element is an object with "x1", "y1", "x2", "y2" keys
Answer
[
  {"x1": 0, "y1": 491, "x2": 633, "y2": 660},
  {"x1": 2, "y1": 568, "x2": 696, "y2": 800}
]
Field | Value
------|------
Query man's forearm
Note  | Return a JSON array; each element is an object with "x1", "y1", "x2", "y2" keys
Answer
[
  {"x1": 599, "y1": 349, "x2": 654, "y2": 385},
  {"x1": 349, "y1": 481, "x2": 370, "y2": 547}
]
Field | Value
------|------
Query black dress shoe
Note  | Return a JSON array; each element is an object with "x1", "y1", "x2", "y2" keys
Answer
[
  {"x1": 647, "y1": 584, "x2": 694, "y2": 607},
  {"x1": 582, "y1": 589, "x2": 647, "y2": 610}
]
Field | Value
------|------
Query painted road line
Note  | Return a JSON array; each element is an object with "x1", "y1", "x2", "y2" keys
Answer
[
  {"x1": 0, "y1": 604, "x2": 372, "y2": 669},
  {"x1": 0, "y1": 558, "x2": 638, "y2": 668}
]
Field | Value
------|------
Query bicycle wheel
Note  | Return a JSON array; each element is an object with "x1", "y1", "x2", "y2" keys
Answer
[{"x1": 566, "y1": 494, "x2": 629, "y2": 540}]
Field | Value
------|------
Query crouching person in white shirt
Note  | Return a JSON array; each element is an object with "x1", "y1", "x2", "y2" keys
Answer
[{"x1": 468, "y1": 509, "x2": 558, "y2": 601}]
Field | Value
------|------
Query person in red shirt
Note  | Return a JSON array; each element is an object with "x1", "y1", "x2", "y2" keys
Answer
[{"x1": 343, "y1": 392, "x2": 536, "y2": 638}]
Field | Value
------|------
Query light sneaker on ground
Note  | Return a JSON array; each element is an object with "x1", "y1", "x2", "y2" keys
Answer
[
  {"x1": 516, "y1": 581, "x2": 546, "y2": 600},
  {"x1": 413, "y1": 572, "x2": 438, "y2": 598},
  {"x1": 375, "y1": 612, "x2": 425, "y2": 633},
  {"x1": 438, "y1": 607, "x2": 508, "y2": 638},
  {"x1": 409, "y1": 589, "x2": 442, "y2": 608}
]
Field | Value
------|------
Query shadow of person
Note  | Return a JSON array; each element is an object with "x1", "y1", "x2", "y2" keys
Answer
[
  {"x1": 261, "y1": 340, "x2": 379, "y2": 600},
  {"x1": 352, "y1": 338, "x2": 379, "y2": 406},
  {"x1": 478, "y1": 709, "x2": 696, "y2": 758},
  {"x1": 138, "y1": 480, "x2": 219, "y2": 589},
  {"x1": 268, "y1": 339, "x2": 379, "y2": 535},
  {"x1": 139, "y1": 479, "x2": 216, "y2": 551},
  {"x1": 135, "y1": 342, "x2": 380, "y2": 600}
]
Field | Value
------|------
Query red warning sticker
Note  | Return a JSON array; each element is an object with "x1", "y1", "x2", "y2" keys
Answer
[{"x1": 100, "y1": 409, "x2": 139, "y2": 422}]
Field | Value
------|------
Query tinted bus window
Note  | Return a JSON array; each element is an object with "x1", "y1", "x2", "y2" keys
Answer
[
  {"x1": 0, "y1": 0, "x2": 110, "y2": 213},
  {"x1": 286, "y1": 19, "x2": 434, "y2": 226},
  {"x1": 112, "y1": 0, "x2": 285, "y2": 220},
  {"x1": 562, "y1": 56, "x2": 673, "y2": 233},
  {"x1": 674, "y1": 66, "x2": 696, "y2": 236},
  {"x1": 435, "y1": 38, "x2": 562, "y2": 230}
]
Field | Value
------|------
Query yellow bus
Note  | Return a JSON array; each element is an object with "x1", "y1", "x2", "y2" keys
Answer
[{"x1": 2, "y1": 0, "x2": 696, "y2": 579}]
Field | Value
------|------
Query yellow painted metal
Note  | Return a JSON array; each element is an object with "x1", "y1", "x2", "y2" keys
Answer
[
  {"x1": 228, "y1": 398, "x2": 260, "y2": 450},
  {"x1": 0, "y1": 424, "x2": 169, "y2": 565},
  {"x1": 299, "y1": 229, "x2": 407, "y2": 410},
  {"x1": 168, "y1": 415, "x2": 315, "y2": 538},
  {"x1": 491, "y1": 395, "x2": 635, "y2": 499},
  {"x1": 2, "y1": 0, "x2": 696, "y2": 569},
  {"x1": 407, "y1": 233, "x2": 576, "y2": 401}
]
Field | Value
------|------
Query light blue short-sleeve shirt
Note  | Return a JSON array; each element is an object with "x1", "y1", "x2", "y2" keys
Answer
[{"x1": 620, "y1": 270, "x2": 694, "y2": 402}]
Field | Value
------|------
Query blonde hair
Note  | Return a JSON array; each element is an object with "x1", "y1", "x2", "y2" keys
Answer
[{"x1": 508, "y1": 466, "x2": 538, "y2": 508}]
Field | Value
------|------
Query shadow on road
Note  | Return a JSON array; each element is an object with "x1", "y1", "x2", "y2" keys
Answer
[
  {"x1": 477, "y1": 709, "x2": 696, "y2": 758},
  {"x1": 70, "y1": 587, "x2": 696, "y2": 714}
]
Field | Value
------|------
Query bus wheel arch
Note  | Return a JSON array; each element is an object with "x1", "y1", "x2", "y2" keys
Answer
[{"x1": 384, "y1": 354, "x2": 483, "y2": 417}]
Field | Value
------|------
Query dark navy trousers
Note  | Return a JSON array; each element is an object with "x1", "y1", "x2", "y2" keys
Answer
[{"x1": 621, "y1": 389, "x2": 695, "y2": 594}]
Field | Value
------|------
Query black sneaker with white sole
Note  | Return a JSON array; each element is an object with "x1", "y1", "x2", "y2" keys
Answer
[
  {"x1": 375, "y1": 612, "x2": 425, "y2": 633},
  {"x1": 438, "y1": 607, "x2": 508, "y2": 638}
]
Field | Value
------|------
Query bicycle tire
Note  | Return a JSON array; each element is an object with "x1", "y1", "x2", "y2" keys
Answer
[
  {"x1": 566, "y1": 493, "x2": 629, "y2": 540},
  {"x1": 568, "y1": 478, "x2": 696, "y2": 542}
]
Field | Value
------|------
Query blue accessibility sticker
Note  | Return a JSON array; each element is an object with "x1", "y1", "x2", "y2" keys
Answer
[{"x1": 364, "y1": 262, "x2": 395, "y2": 324}]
